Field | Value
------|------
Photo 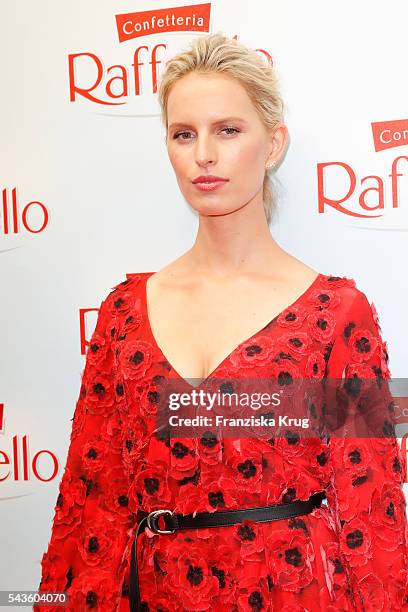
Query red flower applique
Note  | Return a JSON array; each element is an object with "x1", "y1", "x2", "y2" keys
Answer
[
  {"x1": 196, "y1": 430, "x2": 222, "y2": 465},
  {"x1": 101, "y1": 464, "x2": 132, "y2": 524},
  {"x1": 164, "y1": 538, "x2": 220, "y2": 609},
  {"x1": 86, "y1": 331, "x2": 109, "y2": 367},
  {"x1": 276, "y1": 304, "x2": 309, "y2": 329},
  {"x1": 279, "y1": 331, "x2": 314, "y2": 361},
  {"x1": 307, "y1": 309, "x2": 337, "y2": 343},
  {"x1": 308, "y1": 287, "x2": 341, "y2": 311},
  {"x1": 38, "y1": 548, "x2": 71, "y2": 594},
  {"x1": 384, "y1": 448, "x2": 406, "y2": 484},
  {"x1": 226, "y1": 453, "x2": 263, "y2": 492},
  {"x1": 348, "y1": 326, "x2": 379, "y2": 363},
  {"x1": 78, "y1": 521, "x2": 125, "y2": 566},
  {"x1": 339, "y1": 517, "x2": 372, "y2": 568},
  {"x1": 305, "y1": 350, "x2": 327, "y2": 378},
  {"x1": 200, "y1": 475, "x2": 240, "y2": 513},
  {"x1": 81, "y1": 437, "x2": 107, "y2": 474},
  {"x1": 119, "y1": 299, "x2": 144, "y2": 335},
  {"x1": 265, "y1": 528, "x2": 315, "y2": 592},
  {"x1": 169, "y1": 437, "x2": 199, "y2": 479},
  {"x1": 68, "y1": 569, "x2": 120, "y2": 610},
  {"x1": 52, "y1": 466, "x2": 86, "y2": 537},
  {"x1": 233, "y1": 519, "x2": 264, "y2": 561},
  {"x1": 341, "y1": 440, "x2": 372, "y2": 472},
  {"x1": 107, "y1": 281, "x2": 142, "y2": 317},
  {"x1": 237, "y1": 574, "x2": 270, "y2": 611},
  {"x1": 84, "y1": 369, "x2": 116, "y2": 416},
  {"x1": 371, "y1": 483, "x2": 406, "y2": 551},
  {"x1": 134, "y1": 461, "x2": 172, "y2": 510},
  {"x1": 270, "y1": 360, "x2": 302, "y2": 387},
  {"x1": 138, "y1": 378, "x2": 164, "y2": 418},
  {"x1": 320, "y1": 276, "x2": 356, "y2": 290},
  {"x1": 230, "y1": 335, "x2": 276, "y2": 368},
  {"x1": 119, "y1": 340, "x2": 154, "y2": 380}
]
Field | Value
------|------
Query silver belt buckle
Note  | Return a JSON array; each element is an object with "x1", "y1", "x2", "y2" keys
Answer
[{"x1": 146, "y1": 509, "x2": 175, "y2": 534}]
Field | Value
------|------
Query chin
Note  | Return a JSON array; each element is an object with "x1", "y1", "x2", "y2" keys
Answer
[{"x1": 193, "y1": 204, "x2": 237, "y2": 217}]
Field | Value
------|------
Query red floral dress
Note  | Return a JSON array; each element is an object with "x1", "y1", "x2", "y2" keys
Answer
[{"x1": 35, "y1": 272, "x2": 408, "y2": 612}]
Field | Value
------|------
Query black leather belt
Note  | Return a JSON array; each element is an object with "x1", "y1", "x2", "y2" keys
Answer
[{"x1": 129, "y1": 490, "x2": 326, "y2": 611}]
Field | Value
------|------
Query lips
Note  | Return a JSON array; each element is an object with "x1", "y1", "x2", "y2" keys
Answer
[
  {"x1": 193, "y1": 179, "x2": 228, "y2": 192},
  {"x1": 192, "y1": 175, "x2": 229, "y2": 184}
]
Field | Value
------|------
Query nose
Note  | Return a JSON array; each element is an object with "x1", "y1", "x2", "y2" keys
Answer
[{"x1": 194, "y1": 132, "x2": 217, "y2": 167}]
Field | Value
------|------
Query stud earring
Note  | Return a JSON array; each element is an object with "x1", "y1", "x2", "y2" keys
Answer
[{"x1": 266, "y1": 160, "x2": 277, "y2": 169}]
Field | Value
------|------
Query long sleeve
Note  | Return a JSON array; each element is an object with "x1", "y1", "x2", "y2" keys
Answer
[
  {"x1": 325, "y1": 288, "x2": 408, "y2": 610},
  {"x1": 34, "y1": 291, "x2": 134, "y2": 612}
]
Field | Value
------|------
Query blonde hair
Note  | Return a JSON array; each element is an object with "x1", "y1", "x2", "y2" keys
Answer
[{"x1": 157, "y1": 31, "x2": 286, "y2": 224}]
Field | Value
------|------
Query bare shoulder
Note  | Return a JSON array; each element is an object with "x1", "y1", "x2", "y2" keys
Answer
[
  {"x1": 147, "y1": 255, "x2": 191, "y2": 294},
  {"x1": 271, "y1": 255, "x2": 321, "y2": 287},
  {"x1": 288, "y1": 261, "x2": 320, "y2": 283}
]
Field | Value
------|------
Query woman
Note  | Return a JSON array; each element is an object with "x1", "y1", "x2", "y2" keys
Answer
[{"x1": 36, "y1": 33, "x2": 408, "y2": 611}]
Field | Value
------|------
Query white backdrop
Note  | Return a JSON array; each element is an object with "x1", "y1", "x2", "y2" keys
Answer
[{"x1": 1, "y1": 0, "x2": 407, "y2": 607}]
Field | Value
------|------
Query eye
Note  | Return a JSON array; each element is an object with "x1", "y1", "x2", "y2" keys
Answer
[
  {"x1": 172, "y1": 126, "x2": 240, "y2": 140},
  {"x1": 222, "y1": 127, "x2": 240, "y2": 135},
  {"x1": 173, "y1": 131, "x2": 193, "y2": 140}
]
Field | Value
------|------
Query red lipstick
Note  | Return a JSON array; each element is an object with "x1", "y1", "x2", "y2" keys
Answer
[{"x1": 192, "y1": 175, "x2": 229, "y2": 192}]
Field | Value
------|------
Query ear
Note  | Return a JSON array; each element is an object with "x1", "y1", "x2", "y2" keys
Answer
[{"x1": 266, "y1": 122, "x2": 288, "y2": 166}]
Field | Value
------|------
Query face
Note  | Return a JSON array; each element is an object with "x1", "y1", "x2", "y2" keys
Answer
[{"x1": 165, "y1": 71, "x2": 287, "y2": 218}]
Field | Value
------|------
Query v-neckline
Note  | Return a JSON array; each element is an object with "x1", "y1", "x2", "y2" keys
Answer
[{"x1": 141, "y1": 270, "x2": 323, "y2": 390}]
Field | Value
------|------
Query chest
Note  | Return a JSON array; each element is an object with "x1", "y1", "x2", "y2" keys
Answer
[{"x1": 144, "y1": 274, "x2": 318, "y2": 383}]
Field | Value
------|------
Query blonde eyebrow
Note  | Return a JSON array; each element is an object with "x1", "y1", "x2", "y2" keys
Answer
[{"x1": 168, "y1": 116, "x2": 248, "y2": 130}]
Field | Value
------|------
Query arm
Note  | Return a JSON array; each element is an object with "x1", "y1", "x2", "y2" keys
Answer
[
  {"x1": 325, "y1": 289, "x2": 408, "y2": 611},
  {"x1": 34, "y1": 291, "x2": 135, "y2": 612}
]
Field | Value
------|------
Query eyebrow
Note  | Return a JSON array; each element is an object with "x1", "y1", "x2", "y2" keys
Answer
[{"x1": 168, "y1": 116, "x2": 248, "y2": 130}]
